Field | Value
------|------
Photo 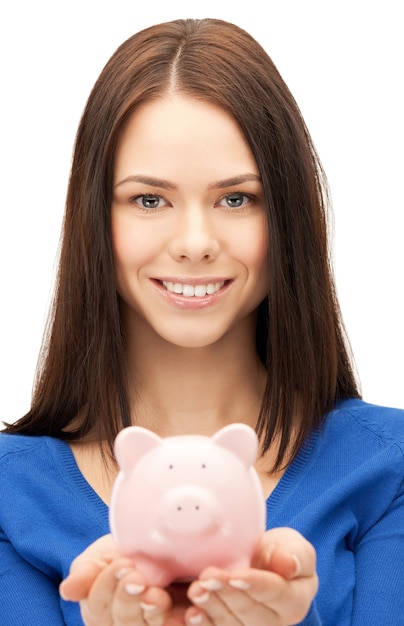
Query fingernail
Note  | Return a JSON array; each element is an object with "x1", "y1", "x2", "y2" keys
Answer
[
  {"x1": 291, "y1": 554, "x2": 301, "y2": 576},
  {"x1": 199, "y1": 578, "x2": 222, "y2": 591},
  {"x1": 59, "y1": 582, "x2": 69, "y2": 601},
  {"x1": 228, "y1": 579, "x2": 250, "y2": 590},
  {"x1": 115, "y1": 567, "x2": 132, "y2": 580},
  {"x1": 140, "y1": 601, "x2": 158, "y2": 612},
  {"x1": 125, "y1": 582, "x2": 146, "y2": 595},
  {"x1": 192, "y1": 591, "x2": 210, "y2": 604},
  {"x1": 188, "y1": 613, "x2": 203, "y2": 625}
]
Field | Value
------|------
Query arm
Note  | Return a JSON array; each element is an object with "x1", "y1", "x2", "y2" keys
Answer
[
  {"x1": 0, "y1": 532, "x2": 68, "y2": 625},
  {"x1": 352, "y1": 486, "x2": 404, "y2": 623}
]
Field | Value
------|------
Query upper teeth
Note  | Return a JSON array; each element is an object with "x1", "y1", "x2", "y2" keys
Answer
[{"x1": 162, "y1": 281, "x2": 225, "y2": 297}]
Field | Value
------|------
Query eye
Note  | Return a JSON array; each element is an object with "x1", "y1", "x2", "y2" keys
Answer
[
  {"x1": 201, "y1": 463, "x2": 206, "y2": 469},
  {"x1": 130, "y1": 193, "x2": 168, "y2": 210},
  {"x1": 217, "y1": 192, "x2": 253, "y2": 210}
]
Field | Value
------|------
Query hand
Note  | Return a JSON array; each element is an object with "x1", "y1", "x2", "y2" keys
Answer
[
  {"x1": 185, "y1": 527, "x2": 318, "y2": 626},
  {"x1": 60, "y1": 528, "x2": 317, "y2": 626},
  {"x1": 59, "y1": 534, "x2": 188, "y2": 626}
]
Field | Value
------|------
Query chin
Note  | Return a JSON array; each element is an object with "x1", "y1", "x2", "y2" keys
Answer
[
  {"x1": 165, "y1": 337, "x2": 220, "y2": 350},
  {"x1": 159, "y1": 329, "x2": 226, "y2": 350}
]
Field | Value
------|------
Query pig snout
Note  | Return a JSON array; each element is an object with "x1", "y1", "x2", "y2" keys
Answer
[{"x1": 160, "y1": 485, "x2": 221, "y2": 535}]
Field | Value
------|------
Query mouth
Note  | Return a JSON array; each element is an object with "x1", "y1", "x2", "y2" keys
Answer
[{"x1": 159, "y1": 280, "x2": 228, "y2": 297}]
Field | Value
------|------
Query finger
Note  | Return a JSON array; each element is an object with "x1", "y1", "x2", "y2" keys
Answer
[
  {"x1": 204, "y1": 582, "x2": 277, "y2": 626},
  {"x1": 189, "y1": 572, "x2": 279, "y2": 625},
  {"x1": 188, "y1": 578, "x2": 243, "y2": 626},
  {"x1": 184, "y1": 606, "x2": 211, "y2": 626},
  {"x1": 189, "y1": 564, "x2": 318, "y2": 626},
  {"x1": 60, "y1": 534, "x2": 123, "y2": 601},
  {"x1": 79, "y1": 559, "x2": 137, "y2": 625},
  {"x1": 251, "y1": 527, "x2": 317, "y2": 579},
  {"x1": 226, "y1": 567, "x2": 318, "y2": 624},
  {"x1": 113, "y1": 576, "x2": 173, "y2": 626},
  {"x1": 61, "y1": 557, "x2": 132, "y2": 602}
]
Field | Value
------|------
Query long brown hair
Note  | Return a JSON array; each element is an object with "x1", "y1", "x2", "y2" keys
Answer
[{"x1": 4, "y1": 18, "x2": 360, "y2": 469}]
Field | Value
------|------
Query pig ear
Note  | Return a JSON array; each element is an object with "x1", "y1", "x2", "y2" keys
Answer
[
  {"x1": 114, "y1": 426, "x2": 162, "y2": 475},
  {"x1": 212, "y1": 423, "x2": 258, "y2": 467}
]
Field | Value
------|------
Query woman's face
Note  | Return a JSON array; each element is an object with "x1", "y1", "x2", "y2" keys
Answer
[{"x1": 111, "y1": 95, "x2": 268, "y2": 348}]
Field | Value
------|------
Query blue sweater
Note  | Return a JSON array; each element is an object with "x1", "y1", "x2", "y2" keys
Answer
[{"x1": 0, "y1": 399, "x2": 403, "y2": 625}]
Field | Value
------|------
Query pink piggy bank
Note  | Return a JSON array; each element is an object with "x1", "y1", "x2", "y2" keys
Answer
[{"x1": 109, "y1": 423, "x2": 266, "y2": 587}]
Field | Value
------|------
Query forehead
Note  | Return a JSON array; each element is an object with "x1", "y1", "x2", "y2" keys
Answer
[{"x1": 113, "y1": 95, "x2": 259, "y2": 183}]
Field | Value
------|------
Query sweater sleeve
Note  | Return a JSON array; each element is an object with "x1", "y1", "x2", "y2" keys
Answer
[
  {"x1": 0, "y1": 529, "x2": 68, "y2": 625},
  {"x1": 351, "y1": 482, "x2": 404, "y2": 623}
]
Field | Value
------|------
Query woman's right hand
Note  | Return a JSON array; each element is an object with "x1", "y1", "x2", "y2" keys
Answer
[{"x1": 59, "y1": 534, "x2": 187, "y2": 626}]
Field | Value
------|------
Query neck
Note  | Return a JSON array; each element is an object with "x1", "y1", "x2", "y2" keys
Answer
[{"x1": 124, "y1": 316, "x2": 267, "y2": 438}]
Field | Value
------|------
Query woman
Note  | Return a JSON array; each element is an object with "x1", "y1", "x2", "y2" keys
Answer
[{"x1": 1, "y1": 18, "x2": 403, "y2": 626}]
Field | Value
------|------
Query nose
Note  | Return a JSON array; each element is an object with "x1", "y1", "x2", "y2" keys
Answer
[
  {"x1": 161, "y1": 485, "x2": 220, "y2": 535},
  {"x1": 168, "y1": 206, "x2": 220, "y2": 263}
]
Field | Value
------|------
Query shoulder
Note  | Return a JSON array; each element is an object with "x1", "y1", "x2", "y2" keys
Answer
[
  {"x1": 0, "y1": 432, "x2": 43, "y2": 450},
  {"x1": 0, "y1": 434, "x2": 67, "y2": 529},
  {"x1": 298, "y1": 399, "x2": 404, "y2": 530},
  {"x1": 0, "y1": 433, "x2": 67, "y2": 474},
  {"x1": 329, "y1": 398, "x2": 404, "y2": 446},
  {"x1": 0, "y1": 432, "x2": 49, "y2": 457},
  {"x1": 316, "y1": 398, "x2": 404, "y2": 483}
]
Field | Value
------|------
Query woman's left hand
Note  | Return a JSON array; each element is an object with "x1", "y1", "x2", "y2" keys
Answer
[{"x1": 185, "y1": 527, "x2": 318, "y2": 626}]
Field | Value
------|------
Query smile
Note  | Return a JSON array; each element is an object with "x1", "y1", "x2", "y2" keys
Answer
[{"x1": 161, "y1": 281, "x2": 225, "y2": 297}]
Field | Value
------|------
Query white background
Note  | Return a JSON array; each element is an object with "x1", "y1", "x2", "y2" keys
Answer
[{"x1": 0, "y1": 0, "x2": 403, "y2": 425}]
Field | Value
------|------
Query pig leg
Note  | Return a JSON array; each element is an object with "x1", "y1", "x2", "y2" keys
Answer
[
  {"x1": 133, "y1": 554, "x2": 176, "y2": 588},
  {"x1": 226, "y1": 556, "x2": 251, "y2": 571}
]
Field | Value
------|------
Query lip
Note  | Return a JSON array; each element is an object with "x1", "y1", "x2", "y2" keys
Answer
[
  {"x1": 155, "y1": 277, "x2": 230, "y2": 285},
  {"x1": 151, "y1": 278, "x2": 232, "y2": 310}
]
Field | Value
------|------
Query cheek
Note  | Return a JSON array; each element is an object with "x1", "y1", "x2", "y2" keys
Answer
[
  {"x1": 236, "y1": 217, "x2": 268, "y2": 274},
  {"x1": 111, "y1": 218, "x2": 146, "y2": 300},
  {"x1": 241, "y1": 219, "x2": 269, "y2": 302},
  {"x1": 112, "y1": 226, "x2": 133, "y2": 269},
  {"x1": 253, "y1": 227, "x2": 268, "y2": 270},
  {"x1": 111, "y1": 215, "x2": 152, "y2": 272}
]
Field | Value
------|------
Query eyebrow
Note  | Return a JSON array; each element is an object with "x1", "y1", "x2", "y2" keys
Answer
[
  {"x1": 114, "y1": 173, "x2": 261, "y2": 190},
  {"x1": 208, "y1": 174, "x2": 262, "y2": 189},
  {"x1": 114, "y1": 175, "x2": 176, "y2": 190}
]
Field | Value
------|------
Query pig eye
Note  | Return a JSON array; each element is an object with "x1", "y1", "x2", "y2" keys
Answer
[
  {"x1": 201, "y1": 464, "x2": 206, "y2": 469},
  {"x1": 168, "y1": 464, "x2": 174, "y2": 469}
]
